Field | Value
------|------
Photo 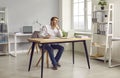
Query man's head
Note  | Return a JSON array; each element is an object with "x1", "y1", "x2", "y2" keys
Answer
[{"x1": 50, "y1": 17, "x2": 59, "y2": 26}]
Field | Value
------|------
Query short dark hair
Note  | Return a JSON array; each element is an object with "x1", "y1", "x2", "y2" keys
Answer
[{"x1": 50, "y1": 17, "x2": 59, "y2": 21}]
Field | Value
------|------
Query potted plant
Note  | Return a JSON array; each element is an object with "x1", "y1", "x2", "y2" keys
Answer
[
  {"x1": 62, "y1": 30, "x2": 68, "y2": 37},
  {"x1": 98, "y1": 0, "x2": 107, "y2": 10}
]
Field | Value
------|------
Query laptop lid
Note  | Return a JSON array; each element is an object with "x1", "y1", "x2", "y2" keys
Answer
[
  {"x1": 67, "y1": 30, "x2": 75, "y2": 38},
  {"x1": 23, "y1": 26, "x2": 32, "y2": 34}
]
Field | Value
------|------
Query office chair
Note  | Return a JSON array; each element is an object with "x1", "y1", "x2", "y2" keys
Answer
[
  {"x1": 28, "y1": 31, "x2": 49, "y2": 68},
  {"x1": 35, "y1": 48, "x2": 49, "y2": 68}
]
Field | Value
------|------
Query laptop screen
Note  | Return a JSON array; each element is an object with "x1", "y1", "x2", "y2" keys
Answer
[
  {"x1": 67, "y1": 30, "x2": 75, "y2": 38},
  {"x1": 23, "y1": 26, "x2": 32, "y2": 34}
]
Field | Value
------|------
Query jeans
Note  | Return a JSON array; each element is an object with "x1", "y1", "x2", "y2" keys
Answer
[{"x1": 43, "y1": 44, "x2": 64, "y2": 66}]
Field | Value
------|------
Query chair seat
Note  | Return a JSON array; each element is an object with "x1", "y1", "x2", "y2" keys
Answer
[
  {"x1": 28, "y1": 43, "x2": 49, "y2": 68},
  {"x1": 28, "y1": 31, "x2": 49, "y2": 68}
]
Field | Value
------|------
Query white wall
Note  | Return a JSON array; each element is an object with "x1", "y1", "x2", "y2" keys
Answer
[
  {"x1": 0, "y1": 0, "x2": 59, "y2": 33},
  {"x1": 59, "y1": 0, "x2": 72, "y2": 32}
]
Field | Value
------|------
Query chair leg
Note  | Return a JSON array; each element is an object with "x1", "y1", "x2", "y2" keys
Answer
[
  {"x1": 36, "y1": 51, "x2": 49, "y2": 68},
  {"x1": 46, "y1": 52, "x2": 49, "y2": 68},
  {"x1": 27, "y1": 46, "x2": 32, "y2": 55},
  {"x1": 28, "y1": 43, "x2": 39, "y2": 55},
  {"x1": 35, "y1": 43, "x2": 39, "y2": 54},
  {"x1": 36, "y1": 55, "x2": 42, "y2": 67},
  {"x1": 28, "y1": 44, "x2": 49, "y2": 67}
]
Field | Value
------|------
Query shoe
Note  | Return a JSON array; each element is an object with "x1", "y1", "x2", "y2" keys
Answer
[
  {"x1": 52, "y1": 66, "x2": 57, "y2": 70},
  {"x1": 57, "y1": 63, "x2": 61, "y2": 67}
]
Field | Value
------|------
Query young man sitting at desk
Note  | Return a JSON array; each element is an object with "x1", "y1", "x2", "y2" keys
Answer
[{"x1": 39, "y1": 17, "x2": 64, "y2": 70}]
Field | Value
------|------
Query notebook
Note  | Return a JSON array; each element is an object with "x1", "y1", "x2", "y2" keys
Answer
[{"x1": 67, "y1": 30, "x2": 75, "y2": 38}]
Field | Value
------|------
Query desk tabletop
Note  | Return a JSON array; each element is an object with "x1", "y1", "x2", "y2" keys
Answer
[{"x1": 28, "y1": 37, "x2": 91, "y2": 43}]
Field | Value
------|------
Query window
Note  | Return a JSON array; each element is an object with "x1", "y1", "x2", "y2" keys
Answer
[{"x1": 72, "y1": 0, "x2": 92, "y2": 32}]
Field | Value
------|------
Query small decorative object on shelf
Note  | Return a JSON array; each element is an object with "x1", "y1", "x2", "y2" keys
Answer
[
  {"x1": 98, "y1": 0, "x2": 107, "y2": 10},
  {"x1": 104, "y1": 15, "x2": 108, "y2": 22},
  {"x1": 0, "y1": 18, "x2": 7, "y2": 33}
]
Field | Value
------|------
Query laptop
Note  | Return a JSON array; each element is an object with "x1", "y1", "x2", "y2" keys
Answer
[
  {"x1": 67, "y1": 30, "x2": 75, "y2": 38},
  {"x1": 23, "y1": 26, "x2": 32, "y2": 34}
]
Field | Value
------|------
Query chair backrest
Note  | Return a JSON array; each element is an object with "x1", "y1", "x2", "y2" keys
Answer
[{"x1": 31, "y1": 31, "x2": 40, "y2": 38}]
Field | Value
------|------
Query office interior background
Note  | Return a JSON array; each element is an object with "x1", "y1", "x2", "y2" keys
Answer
[
  {"x1": 0, "y1": 0, "x2": 120, "y2": 78},
  {"x1": 0, "y1": 0, "x2": 119, "y2": 56}
]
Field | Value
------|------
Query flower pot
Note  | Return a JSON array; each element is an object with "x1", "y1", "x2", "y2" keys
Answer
[{"x1": 101, "y1": 6, "x2": 104, "y2": 10}]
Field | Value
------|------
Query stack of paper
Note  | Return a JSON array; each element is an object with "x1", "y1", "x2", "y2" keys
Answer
[{"x1": 75, "y1": 35, "x2": 89, "y2": 38}]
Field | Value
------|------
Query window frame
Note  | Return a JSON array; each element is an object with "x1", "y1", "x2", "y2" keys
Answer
[{"x1": 72, "y1": 0, "x2": 92, "y2": 32}]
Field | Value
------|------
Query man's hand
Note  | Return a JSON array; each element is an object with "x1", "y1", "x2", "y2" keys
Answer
[
  {"x1": 44, "y1": 34, "x2": 51, "y2": 39},
  {"x1": 56, "y1": 25, "x2": 60, "y2": 30}
]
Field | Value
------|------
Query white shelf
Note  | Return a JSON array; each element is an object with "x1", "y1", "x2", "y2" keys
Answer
[
  {"x1": 91, "y1": 4, "x2": 114, "y2": 64},
  {"x1": 97, "y1": 22, "x2": 107, "y2": 24},
  {"x1": 0, "y1": 42, "x2": 8, "y2": 44},
  {"x1": 92, "y1": 42, "x2": 106, "y2": 48},
  {"x1": 93, "y1": 9, "x2": 108, "y2": 12},
  {"x1": 0, "y1": 52, "x2": 9, "y2": 55},
  {"x1": 9, "y1": 33, "x2": 32, "y2": 56},
  {"x1": 93, "y1": 57, "x2": 107, "y2": 61},
  {"x1": 0, "y1": 7, "x2": 8, "y2": 55},
  {"x1": 0, "y1": 11, "x2": 5, "y2": 13},
  {"x1": 0, "y1": 33, "x2": 8, "y2": 34}
]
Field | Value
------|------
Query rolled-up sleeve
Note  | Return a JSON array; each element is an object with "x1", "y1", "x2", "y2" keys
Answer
[
  {"x1": 57, "y1": 29, "x2": 63, "y2": 37},
  {"x1": 39, "y1": 26, "x2": 48, "y2": 37}
]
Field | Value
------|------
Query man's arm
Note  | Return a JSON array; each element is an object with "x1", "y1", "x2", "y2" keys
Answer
[
  {"x1": 39, "y1": 25, "x2": 51, "y2": 39},
  {"x1": 56, "y1": 25, "x2": 63, "y2": 37}
]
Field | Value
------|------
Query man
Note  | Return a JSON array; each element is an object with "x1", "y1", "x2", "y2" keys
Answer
[{"x1": 39, "y1": 17, "x2": 64, "y2": 70}]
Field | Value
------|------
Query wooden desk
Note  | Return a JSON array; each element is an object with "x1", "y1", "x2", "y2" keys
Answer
[{"x1": 28, "y1": 37, "x2": 91, "y2": 78}]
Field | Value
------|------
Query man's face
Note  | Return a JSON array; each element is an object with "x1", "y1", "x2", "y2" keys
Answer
[{"x1": 52, "y1": 18, "x2": 58, "y2": 25}]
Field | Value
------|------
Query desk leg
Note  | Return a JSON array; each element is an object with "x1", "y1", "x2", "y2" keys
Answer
[
  {"x1": 83, "y1": 40, "x2": 90, "y2": 69},
  {"x1": 41, "y1": 44, "x2": 45, "y2": 78},
  {"x1": 28, "y1": 42, "x2": 35, "y2": 71},
  {"x1": 72, "y1": 42, "x2": 74, "y2": 64}
]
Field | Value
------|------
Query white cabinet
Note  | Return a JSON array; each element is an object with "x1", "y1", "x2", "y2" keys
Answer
[
  {"x1": 90, "y1": 4, "x2": 114, "y2": 61},
  {"x1": 0, "y1": 7, "x2": 9, "y2": 55},
  {"x1": 9, "y1": 33, "x2": 32, "y2": 56}
]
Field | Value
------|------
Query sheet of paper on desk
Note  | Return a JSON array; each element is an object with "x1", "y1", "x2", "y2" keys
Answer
[{"x1": 75, "y1": 35, "x2": 89, "y2": 38}]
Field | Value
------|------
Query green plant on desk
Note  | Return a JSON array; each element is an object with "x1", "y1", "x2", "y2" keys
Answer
[{"x1": 62, "y1": 31, "x2": 68, "y2": 37}]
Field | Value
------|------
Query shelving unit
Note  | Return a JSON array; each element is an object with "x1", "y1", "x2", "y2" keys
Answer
[
  {"x1": 0, "y1": 7, "x2": 9, "y2": 55},
  {"x1": 9, "y1": 33, "x2": 32, "y2": 56},
  {"x1": 90, "y1": 4, "x2": 114, "y2": 62}
]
